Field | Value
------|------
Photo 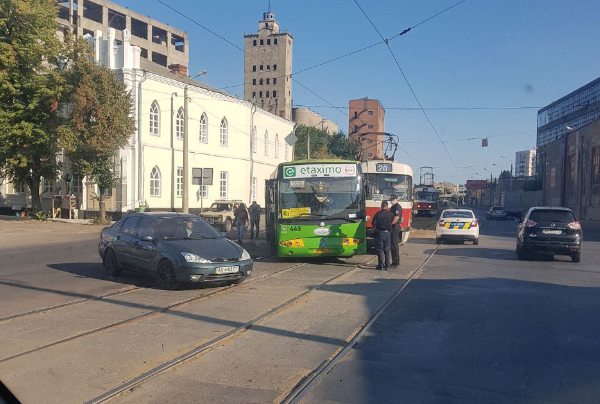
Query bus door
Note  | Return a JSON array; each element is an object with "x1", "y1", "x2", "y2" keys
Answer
[{"x1": 265, "y1": 179, "x2": 277, "y2": 244}]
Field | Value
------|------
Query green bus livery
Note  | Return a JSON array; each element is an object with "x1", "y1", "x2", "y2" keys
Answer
[{"x1": 265, "y1": 160, "x2": 367, "y2": 257}]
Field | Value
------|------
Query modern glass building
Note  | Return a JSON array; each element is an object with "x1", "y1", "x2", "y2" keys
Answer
[{"x1": 537, "y1": 77, "x2": 600, "y2": 147}]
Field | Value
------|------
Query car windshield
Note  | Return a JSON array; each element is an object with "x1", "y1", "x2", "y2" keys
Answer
[
  {"x1": 156, "y1": 217, "x2": 222, "y2": 240},
  {"x1": 209, "y1": 203, "x2": 232, "y2": 212},
  {"x1": 529, "y1": 210, "x2": 576, "y2": 223},
  {"x1": 443, "y1": 211, "x2": 474, "y2": 219}
]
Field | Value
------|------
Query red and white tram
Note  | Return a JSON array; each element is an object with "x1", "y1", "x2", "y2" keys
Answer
[
  {"x1": 413, "y1": 185, "x2": 439, "y2": 216},
  {"x1": 362, "y1": 160, "x2": 414, "y2": 244}
]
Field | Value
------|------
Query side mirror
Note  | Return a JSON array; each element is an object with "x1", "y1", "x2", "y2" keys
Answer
[{"x1": 141, "y1": 235, "x2": 154, "y2": 242}]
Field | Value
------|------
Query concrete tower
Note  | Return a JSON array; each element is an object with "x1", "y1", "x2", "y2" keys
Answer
[{"x1": 244, "y1": 10, "x2": 293, "y2": 120}]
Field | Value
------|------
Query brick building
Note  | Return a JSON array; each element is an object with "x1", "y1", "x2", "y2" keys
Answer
[{"x1": 348, "y1": 98, "x2": 385, "y2": 160}]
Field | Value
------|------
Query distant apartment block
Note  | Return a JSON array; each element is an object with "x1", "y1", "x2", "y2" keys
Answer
[
  {"x1": 292, "y1": 108, "x2": 338, "y2": 134},
  {"x1": 348, "y1": 98, "x2": 385, "y2": 160},
  {"x1": 515, "y1": 149, "x2": 536, "y2": 177},
  {"x1": 243, "y1": 11, "x2": 293, "y2": 120},
  {"x1": 56, "y1": 0, "x2": 188, "y2": 68},
  {"x1": 537, "y1": 77, "x2": 600, "y2": 147}
]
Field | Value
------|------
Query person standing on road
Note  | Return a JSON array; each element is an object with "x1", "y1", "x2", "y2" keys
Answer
[
  {"x1": 389, "y1": 194, "x2": 403, "y2": 267},
  {"x1": 248, "y1": 201, "x2": 261, "y2": 238},
  {"x1": 234, "y1": 203, "x2": 249, "y2": 244},
  {"x1": 372, "y1": 200, "x2": 393, "y2": 271}
]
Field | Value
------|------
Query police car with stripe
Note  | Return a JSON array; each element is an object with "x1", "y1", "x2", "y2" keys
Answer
[{"x1": 436, "y1": 208, "x2": 480, "y2": 245}]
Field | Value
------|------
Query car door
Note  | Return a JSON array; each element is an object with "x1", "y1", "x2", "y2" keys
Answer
[
  {"x1": 116, "y1": 216, "x2": 141, "y2": 268},
  {"x1": 130, "y1": 217, "x2": 160, "y2": 273}
]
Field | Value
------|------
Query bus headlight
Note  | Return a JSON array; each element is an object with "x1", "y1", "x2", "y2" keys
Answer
[
  {"x1": 342, "y1": 238, "x2": 362, "y2": 245},
  {"x1": 280, "y1": 239, "x2": 304, "y2": 247}
]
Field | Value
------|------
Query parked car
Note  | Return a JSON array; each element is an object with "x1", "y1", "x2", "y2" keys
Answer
[
  {"x1": 200, "y1": 200, "x2": 241, "y2": 232},
  {"x1": 487, "y1": 206, "x2": 507, "y2": 220},
  {"x1": 98, "y1": 213, "x2": 253, "y2": 289},
  {"x1": 436, "y1": 208, "x2": 479, "y2": 245},
  {"x1": 516, "y1": 207, "x2": 582, "y2": 262}
]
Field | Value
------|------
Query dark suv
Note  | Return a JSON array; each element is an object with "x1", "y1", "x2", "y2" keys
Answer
[{"x1": 516, "y1": 207, "x2": 582, "y2": 262}]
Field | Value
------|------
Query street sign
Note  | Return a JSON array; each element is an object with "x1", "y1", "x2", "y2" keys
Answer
[
  {"x1": 482, "y1": 138, "x2": 488, "y2": 147},
  {"x1": 192, "y1": 168, "x2": 213, "y2": 185},
  {"x1": 285, "y1": 132, "x2": 298, "y2": 145}
]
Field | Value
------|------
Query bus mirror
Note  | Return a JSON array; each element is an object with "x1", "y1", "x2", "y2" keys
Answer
[{"x1": 355, "y1": 211, "x2": 366, "y2": 220}]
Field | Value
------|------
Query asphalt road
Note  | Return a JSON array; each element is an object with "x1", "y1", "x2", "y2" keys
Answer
[{"x1": 1, "y1": 215, "x2": 600, "y2": 404}]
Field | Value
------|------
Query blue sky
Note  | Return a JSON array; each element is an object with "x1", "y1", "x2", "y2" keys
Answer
[{"x1": 118, "y1": 0, "x2": 600, "y2": 183}]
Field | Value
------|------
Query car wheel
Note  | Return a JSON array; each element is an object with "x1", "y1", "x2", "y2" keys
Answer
[
  {"x1": 473, "y1": 238, "x2": 479, "y2": 245},
  {"x1": 104, "y1": 249, "x2": 122, "y2": 277},
  {"x1": 435, "y1": 237, "x2": 442, "y2": 245},
  {"x1": 224, "y1": 218, "x2": 232, "y2": 232},
  {"x1": 157, "y1": 260, "x2": 180, "y2": 290},
  {"x1": 516, "y1": 243, "x2": 527, "y2": 260},
  {"x1": 572, "y1": 252, "x2": 581, "y2": 263}
]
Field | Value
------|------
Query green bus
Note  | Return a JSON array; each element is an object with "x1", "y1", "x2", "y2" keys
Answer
[{"x1": 265, "y1": 160, "x2": 367, "y2": 257}]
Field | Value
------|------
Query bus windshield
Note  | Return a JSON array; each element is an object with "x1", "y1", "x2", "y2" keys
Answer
[
  {"x1": 416, "y1": 191, "x2": 437, "y2": 202},
  {"x1": 279, "y1": 177, "x2": 363, "y2": 220},
  {"x1": 365, "y1": 174, "x2": 412, "y2": 202}
]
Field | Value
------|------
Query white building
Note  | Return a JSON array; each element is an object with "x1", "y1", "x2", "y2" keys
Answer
[
  {"x1": 0, "y1": 28, "x2": 296, "y2": 218},
  {"x1": 515, "y1": 149, "x2": 537, "y2": 178}
]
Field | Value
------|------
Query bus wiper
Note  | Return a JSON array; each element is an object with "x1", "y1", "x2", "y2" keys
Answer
[
  {"x1": 287, "y1": 213, "x2": 328, "y2": 224},
  {"x1": 323, "y1": 214, "x2": 358, "y2": 223}
]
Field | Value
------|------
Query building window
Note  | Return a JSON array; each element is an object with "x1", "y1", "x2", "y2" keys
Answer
[
  {"x1": 150, "y1": 166, "x2": 161, "y2": 197},
  {"x1": 259, "y1": 91, "x2": 263, "y2": 98},
  {"x1": 368, "y1": 124, "x2": 374, "y2": 129},
  {"x1": 274, "y1": 38, "x2": 278, "y2": 45},
  {"x1": 368, "y1": 110, "x2": 374, "y2": 115},
  {"x1": 285, "y1": 142, "x2": 289, "y2": 160},
  {"x1": 273, "y1": 64, "x2": 277, "y2": 71},
  {"x1": 42, "y1": 179, "x2": 54, "y2": 194},
  {"x1": 260, "y1": 39, "x2": 263, "y2": 45},
  {"x1": 199, "y1": 113, "x2": 208, "y2": 143},
  {"x1": 354, "y1": 125, "x2": 358, "y2": 132},
  {"x1": 267, "y1": 39, "x2": 271, "y2": 45},
  {"x1": 274, "y1": 134, "x2": 279, "y2": 158},
  {"x1": 13, "y1": 182, "x2": 25, "y2": 193},
  {"x1": 273, "y1": 78, "x2": 277, "y2": 85},
  {"x1": 252, "y1": 177, "x2": 257, "y2": 202},
  {"x1": 253, "y1": 40, "x2": 257, "y2": 46},
  {"x1": 354, "y1": 111, "x2": 358, "y2": 118},
  {"x1": 266, "y1": 91, "x2": 270, "y2": 98},
  {"x1": 176, "y1": 167, "x2": 183, "y2": 197},
  {"x1": 220, "y1": 172, "x2": 228, "y2": 198},
  {"x1": 150, "y1": 100, "x2": 160, "y2": 136},
  {"x1": 176, "y1": 107, "x2": 184, "y2": 140},
  {"x1": 71, "y1": 174, "x2": 82, "y2": 195},
  {"x1": 266, "y1": 65, "x2": 270, "y2": 72},
  {"x1": 220, "y1": 117, "x2": 228, "y2": 146},
  {"x1": 550, "y1": 167, "x2": 557, "y2": 188},
  {"x1": 273, "y1": 91, "x2": 277, "y2": 98},
  {"x1": 252, "y1": 126, "x2": 257, "y2": 153},
  {"x1": 253, "y1": 65, "x2": 256, "y2": 72},
  {"x1": 253, "y1": 78, "x2": 256, "y2": 85},
  {"x1": 259, "y1": 78, "x2": 263, "y2": 85},
  {"x1": 252, "y1": 91, "x2": 256, "y2": 99},
  {"x1": 201, "y1": 184, "x2": 208, "y2": 199},
  {"x1": 260, "y1": 65, "x2": 263, "y2": 72},
  {"x1": 367, "y1": 139, "x2": 373, "y2": 144},
  {"x1": 264, "y1": 131, "x2": 269, "y2": 156},
  {"x1": 593, "y1": 147, "x2": 600, "y2": 184},
  {"x1": 266, "y1": 78, "x2": 270, "y2": 85}
]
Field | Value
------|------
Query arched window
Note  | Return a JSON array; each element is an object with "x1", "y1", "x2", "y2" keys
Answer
[
  {"x1": 285, "y1": 142, "x2": 289, "y2": 160},
  {"x1": 274, "y1": 134, "x2": 279, "y2": 158},
  {"x1": 220, "y1": 117, "x2": 228, "y2": 146},
  {"x1": 264, "y1": 131, "x2": 269, "y2": 156},
  {"x1": 252, "y1": 126, "x2": 257, "y2": 153},
  {"x1": 176, "y1": 107, "x2": 184, "y2": 140},
  {"x1": 150, "y1": 101, "x2": 160, "y2": 136},
  {"x1": 150, "y1": 166, "x2": 161, "y2": 197},
  {"x1": 199, "y1": 113, "x2": 208, "y2": 143}
]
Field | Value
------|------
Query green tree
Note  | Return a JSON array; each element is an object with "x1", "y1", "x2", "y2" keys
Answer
[
  {"x1": 293, "y1": 125, "x2": 359, "y2": 161},
  {"x1": 328, "y1": 131, "x2": 360, "y2": 160},
  {"x1": 59, "y1": 54, "x2": 135, "y2": 224},
  {"x1": 0, "y1": 0, "x2": 65, "y2": 212}
]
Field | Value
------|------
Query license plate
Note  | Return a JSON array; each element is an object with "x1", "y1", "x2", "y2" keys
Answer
[
  {"x1": 446, "y1": 222, "x2": 468, "y2": 229},
  {"x1": 542, "y1": 230, "x2": 562, "y2": 235},
  {"x1": 313, "y1": 248, "x2": 334, "y2": 254},
  {"x1": 215, "y1": 266, "x2": 239, "y2": 274}
]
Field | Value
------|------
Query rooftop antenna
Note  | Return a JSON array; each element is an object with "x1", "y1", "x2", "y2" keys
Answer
[{"x1": 268, "y1": 0, "x2": 271, "y2": 12}]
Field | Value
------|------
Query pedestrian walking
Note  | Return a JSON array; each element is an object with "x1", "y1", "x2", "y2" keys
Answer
[
  {"x1": 234, "y1": 203, "x2": 249, "y2": 244},
  {"x1": 372, "y1": 200, "x2": 393, "y2": 271},
  {"x1": 248, "y1": 201, "x2": 261, "y2": 238},
  {"x1": 389, "y1": 194, "x2": 403, "y2": 267}
]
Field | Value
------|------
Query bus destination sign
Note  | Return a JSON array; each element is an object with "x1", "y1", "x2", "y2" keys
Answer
[
  {"x1": 283, "y1": 164, "x2": 357, "y2": 179},
  {"x1": 375, "y1": 163, "x2": 392, "y2": 172}
]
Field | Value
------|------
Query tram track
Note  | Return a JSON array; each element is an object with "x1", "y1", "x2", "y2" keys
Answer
[
  {"x1": 82, "y1": 256, "x2": 376, "y2": 404},
  {"x1": 0, "y1": 258, "x2": 306, "y2": 364},
  {"x1": 0, "y1": 254, "x2": 275, "y2": 324},
  {"x1": 280, "y1": 245, "x2": 440, "y2": 404}
]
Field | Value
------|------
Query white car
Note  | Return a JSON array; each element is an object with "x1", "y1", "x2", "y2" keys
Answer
[{"x1": 436, "y1": 209, "x2": 480, "y2": 245}]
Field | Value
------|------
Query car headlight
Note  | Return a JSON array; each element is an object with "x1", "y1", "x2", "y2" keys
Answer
[
  {"x1": 181, "y1": 252, "x2": 211, "y2": 264},
  {"x1": 240, "y1": 249, "x2": 251, "y2": 261}
]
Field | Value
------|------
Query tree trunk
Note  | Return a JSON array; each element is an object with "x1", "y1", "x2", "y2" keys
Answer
[
  {"x1": 28, "y1": 178, "x2": 42, "y2": 213},
  {"x1": 99, "y1": 191, "x2": 107, "y2": 225}
]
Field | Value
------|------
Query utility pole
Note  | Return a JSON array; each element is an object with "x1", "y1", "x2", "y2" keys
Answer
[{"x1": 182, "y1": 84, "x2": 189, "y2": 213}]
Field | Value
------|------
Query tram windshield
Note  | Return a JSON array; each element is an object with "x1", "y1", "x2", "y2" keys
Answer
[
  {"x1": 279, "y1": 176, "x2": 363, "y2": 221},
  {"x1": 416, "y1": 191, "x2": 437, "y2": 202},
  {"x1": 365, "y1": 174, "x2": 412, "y2": 202}
]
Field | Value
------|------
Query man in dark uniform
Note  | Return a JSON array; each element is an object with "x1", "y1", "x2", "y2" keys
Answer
[
  {"x1": 389, "y1": 194, "x2": 403, "y2": 267},
  {"x1": 372, "y1": 200, "x2": 393, "y2": 271}
]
